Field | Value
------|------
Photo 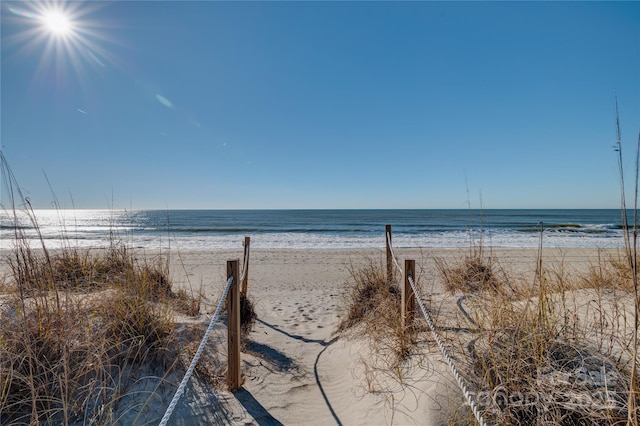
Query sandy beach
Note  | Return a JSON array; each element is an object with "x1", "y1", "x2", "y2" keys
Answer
[
  {"x1": 156, "y1": 246, "x2": 627, "y2": 425},
  {"x1": 4, "y1": 0, "x2": 636, "y2": 421}
]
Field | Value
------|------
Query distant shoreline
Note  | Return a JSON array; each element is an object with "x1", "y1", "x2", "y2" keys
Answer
[{"x1": 0, "y1": 208, "x2": 627, "y2": 250}]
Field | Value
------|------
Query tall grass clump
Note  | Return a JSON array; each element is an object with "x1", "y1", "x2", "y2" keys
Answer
[
  {"x1": 0, "y1": 154, "x2": 204, "y2": 424},
  {"x1": 438, "y1": 241, "x2": 638, "y2": 424},
  {"x1": 435, "y1": 106, "x2": 640, "y2": 425},
  {"x1": 337, "y1": 258, "x2": 417, "y2": 387},
  {"x1": 434, "y1": 253, "x2": 505, "y2": 294},
  {"x1": 612, "y1": 100, "x2": 640, "y2": 426},
  {"x1": 0, "y1": 239, "x2": 182, "y2": 424}
]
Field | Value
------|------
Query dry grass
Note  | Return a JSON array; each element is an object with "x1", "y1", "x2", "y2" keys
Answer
[
  {"x1": 176, "y1": 323, "x2": 226, "y2": 389},
  {"x1": 337, "y1": 260, "x2": 399, "y2": 331},
  {"x1": 581, "y1": 252, "x2": 638, "y2": 292},
  {"x1": 336, "y1": 258, "x2": 418, "y2": 387},
  {"x1": 0, "y1": 216, "x2": 206, "y2": 424},
  {"x1": 437, "y1": 249, "x2": 640, "y2": 425},
  {"x1": 434, "y1": 251, "x2": 508, "y2": 294}
]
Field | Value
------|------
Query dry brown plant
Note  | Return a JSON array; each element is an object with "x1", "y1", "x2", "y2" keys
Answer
[
  {"x1": 0, "y1": 155, "x2": 209, "y2": 424},
  {"x1": 337, "y1": 257, "x2": 420, "y2": 388},
  {"x1": 437, "y1": 247, "x2": 639, "y2": 425}
]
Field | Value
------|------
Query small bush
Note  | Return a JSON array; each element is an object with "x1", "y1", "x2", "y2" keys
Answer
[
  {"x1": 337, "y1": 260, "x2": 401, "y2": 334},
  {"x1": 337, "y1": 258, "x2": 416, "y2": 387},
  {"x1": 435, "y1": 253, "x2": 504, "y2": 294}
]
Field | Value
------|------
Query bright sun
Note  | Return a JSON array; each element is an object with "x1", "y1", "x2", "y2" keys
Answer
[
  {"x1": 41, "y1": 10, "x2": 73, "y2": 37},
  {"x1": 7, "y1": 1, "x2": 111, "y2": 80}
]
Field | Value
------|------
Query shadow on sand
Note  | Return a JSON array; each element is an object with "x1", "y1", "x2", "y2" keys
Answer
[
  {"x1": 246, "y1": 340, "x2": 296, "y2": 372},
  {"x1": 234, "y1": 387, "x2": 285, "y2": 426},
  {"x1": 254, "y1": 318, "x2": 343, "y2": 426}
]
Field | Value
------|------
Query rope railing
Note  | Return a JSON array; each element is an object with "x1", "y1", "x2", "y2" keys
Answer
[
  {"x1": 386, "y1": 229, "x2": 403, "y2": 274},
  {"x1": 240, "y1": 247, "x2": 249, "y2": 284},
  {"x1": 386, "y1": 225, "x2": 486, "y2": 425},
  {"x1": 407, "y1": 273, "x2": 488, "y2": 426},
  {"x1": 158, "y1": 274, "x2": 235, "y2": 426}
]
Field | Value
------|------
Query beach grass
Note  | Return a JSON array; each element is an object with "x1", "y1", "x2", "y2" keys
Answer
[
  {"x1": 2, "y1": 244, "x2": 168, "y2": 423},
  {"x1": 336, "y1": 258, "x2": 420, "y2": 389},
  {"x1": 0, "y1": 230, "x2": 211, "y2": 424},
  {"x1": 0, "y1": 157, "x2": 210, "y2": 424},
  {"x1": 437, "y1": 247, "x2": 639, "y2": 425},
  {"x1": 335, "y1": 222, "x2": 639, "y2": 424}
]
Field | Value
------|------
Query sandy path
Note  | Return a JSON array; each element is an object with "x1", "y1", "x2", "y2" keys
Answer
[{"x1": 159, "y1": 247, "x2": 628, "y2": 425}]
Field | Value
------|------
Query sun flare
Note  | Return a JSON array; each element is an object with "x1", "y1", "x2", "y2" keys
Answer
[
  {"x1": 41, "y1": 10, "x2": 72, "y2": 37},
  {"x1": 6, "y1": 1, "x2": 114, "y2": 84}
]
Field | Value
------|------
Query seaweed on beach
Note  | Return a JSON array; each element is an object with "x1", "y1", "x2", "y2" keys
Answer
[{"x1": 240, "y1": 293, "x2": 257, "y2": 338}]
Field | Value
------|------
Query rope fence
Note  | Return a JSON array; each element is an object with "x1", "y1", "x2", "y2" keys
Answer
[
  {"x1": 407, "y1": 272, "x2": 488, "y2": 426},
  {"x1": 159, "y1": 262, "x2": 239, "y2": 426},
  {"x1": 160, "y1": 236, "x2": 254, "y2": 425},
  {"x1": 386, "y1": 225, "x2": 403, "y2": 275},
  {"x1": 240, "y1": 236, "x2": 250, "y2": 296},
  {"x1": 386, "y1": 225, "x2": 487, "y2": 426}
]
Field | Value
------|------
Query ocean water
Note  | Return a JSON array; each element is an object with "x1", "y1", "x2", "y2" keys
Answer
[{"x1": 0, "y1": 209, "x2": 629, "y2": 250}]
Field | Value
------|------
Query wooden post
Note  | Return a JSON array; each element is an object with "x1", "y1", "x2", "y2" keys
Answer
[
  {"x1": 386, "y1": 224, "x2": 393, "y2": 283},
  {"x1": 241, "y1": 236, "x2": 250, "y2": 298},
  {"x1": 402, "y1": 259, "x2": 416, "y2": 331},
  {"x1": 227, "y1": 259, "x2": 241, "y2": 391}
]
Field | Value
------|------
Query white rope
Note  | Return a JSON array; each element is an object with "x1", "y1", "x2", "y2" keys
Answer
[
  {"x1": 240, "y1": 242, "x2": 250, "y2": 284},
  {"x1": 386, "y1": 230, "x2": 403, "y2": 275},
  {"x1": 407, "y1": 274, "x2": 488, "y2": 426},
  {"x1": 158, "y1": 275, "x2": 235, "y2": 426}
]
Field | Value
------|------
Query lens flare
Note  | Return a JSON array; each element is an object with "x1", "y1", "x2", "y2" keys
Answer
[
  {"x1": 41, "y1": 10, "x2": 72, "y2": 36},
  {"x1": 4, "y1": 1, "x2": 114, "y2": 95},
  {"x1": 155, "y1": 94, "x2": 174, "y2": 109}
]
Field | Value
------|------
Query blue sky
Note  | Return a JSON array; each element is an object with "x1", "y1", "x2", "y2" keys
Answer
[{"x1": 1, "y1": 1, "x2": 638, "y2": 210}]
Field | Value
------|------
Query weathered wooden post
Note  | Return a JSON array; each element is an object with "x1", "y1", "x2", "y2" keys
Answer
[
  {"x1": 402, "y1": 259, "x2": 416, "y2": 331},
  {"x1": 241, "y1": 236, "x2": 250, "y2": 298},
  {"x1": 386, "y1": 224, "x2": 393, "y2": 283},
  {"x1": 227, "y1": 259, "x2": 241, "y2": 390}
]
